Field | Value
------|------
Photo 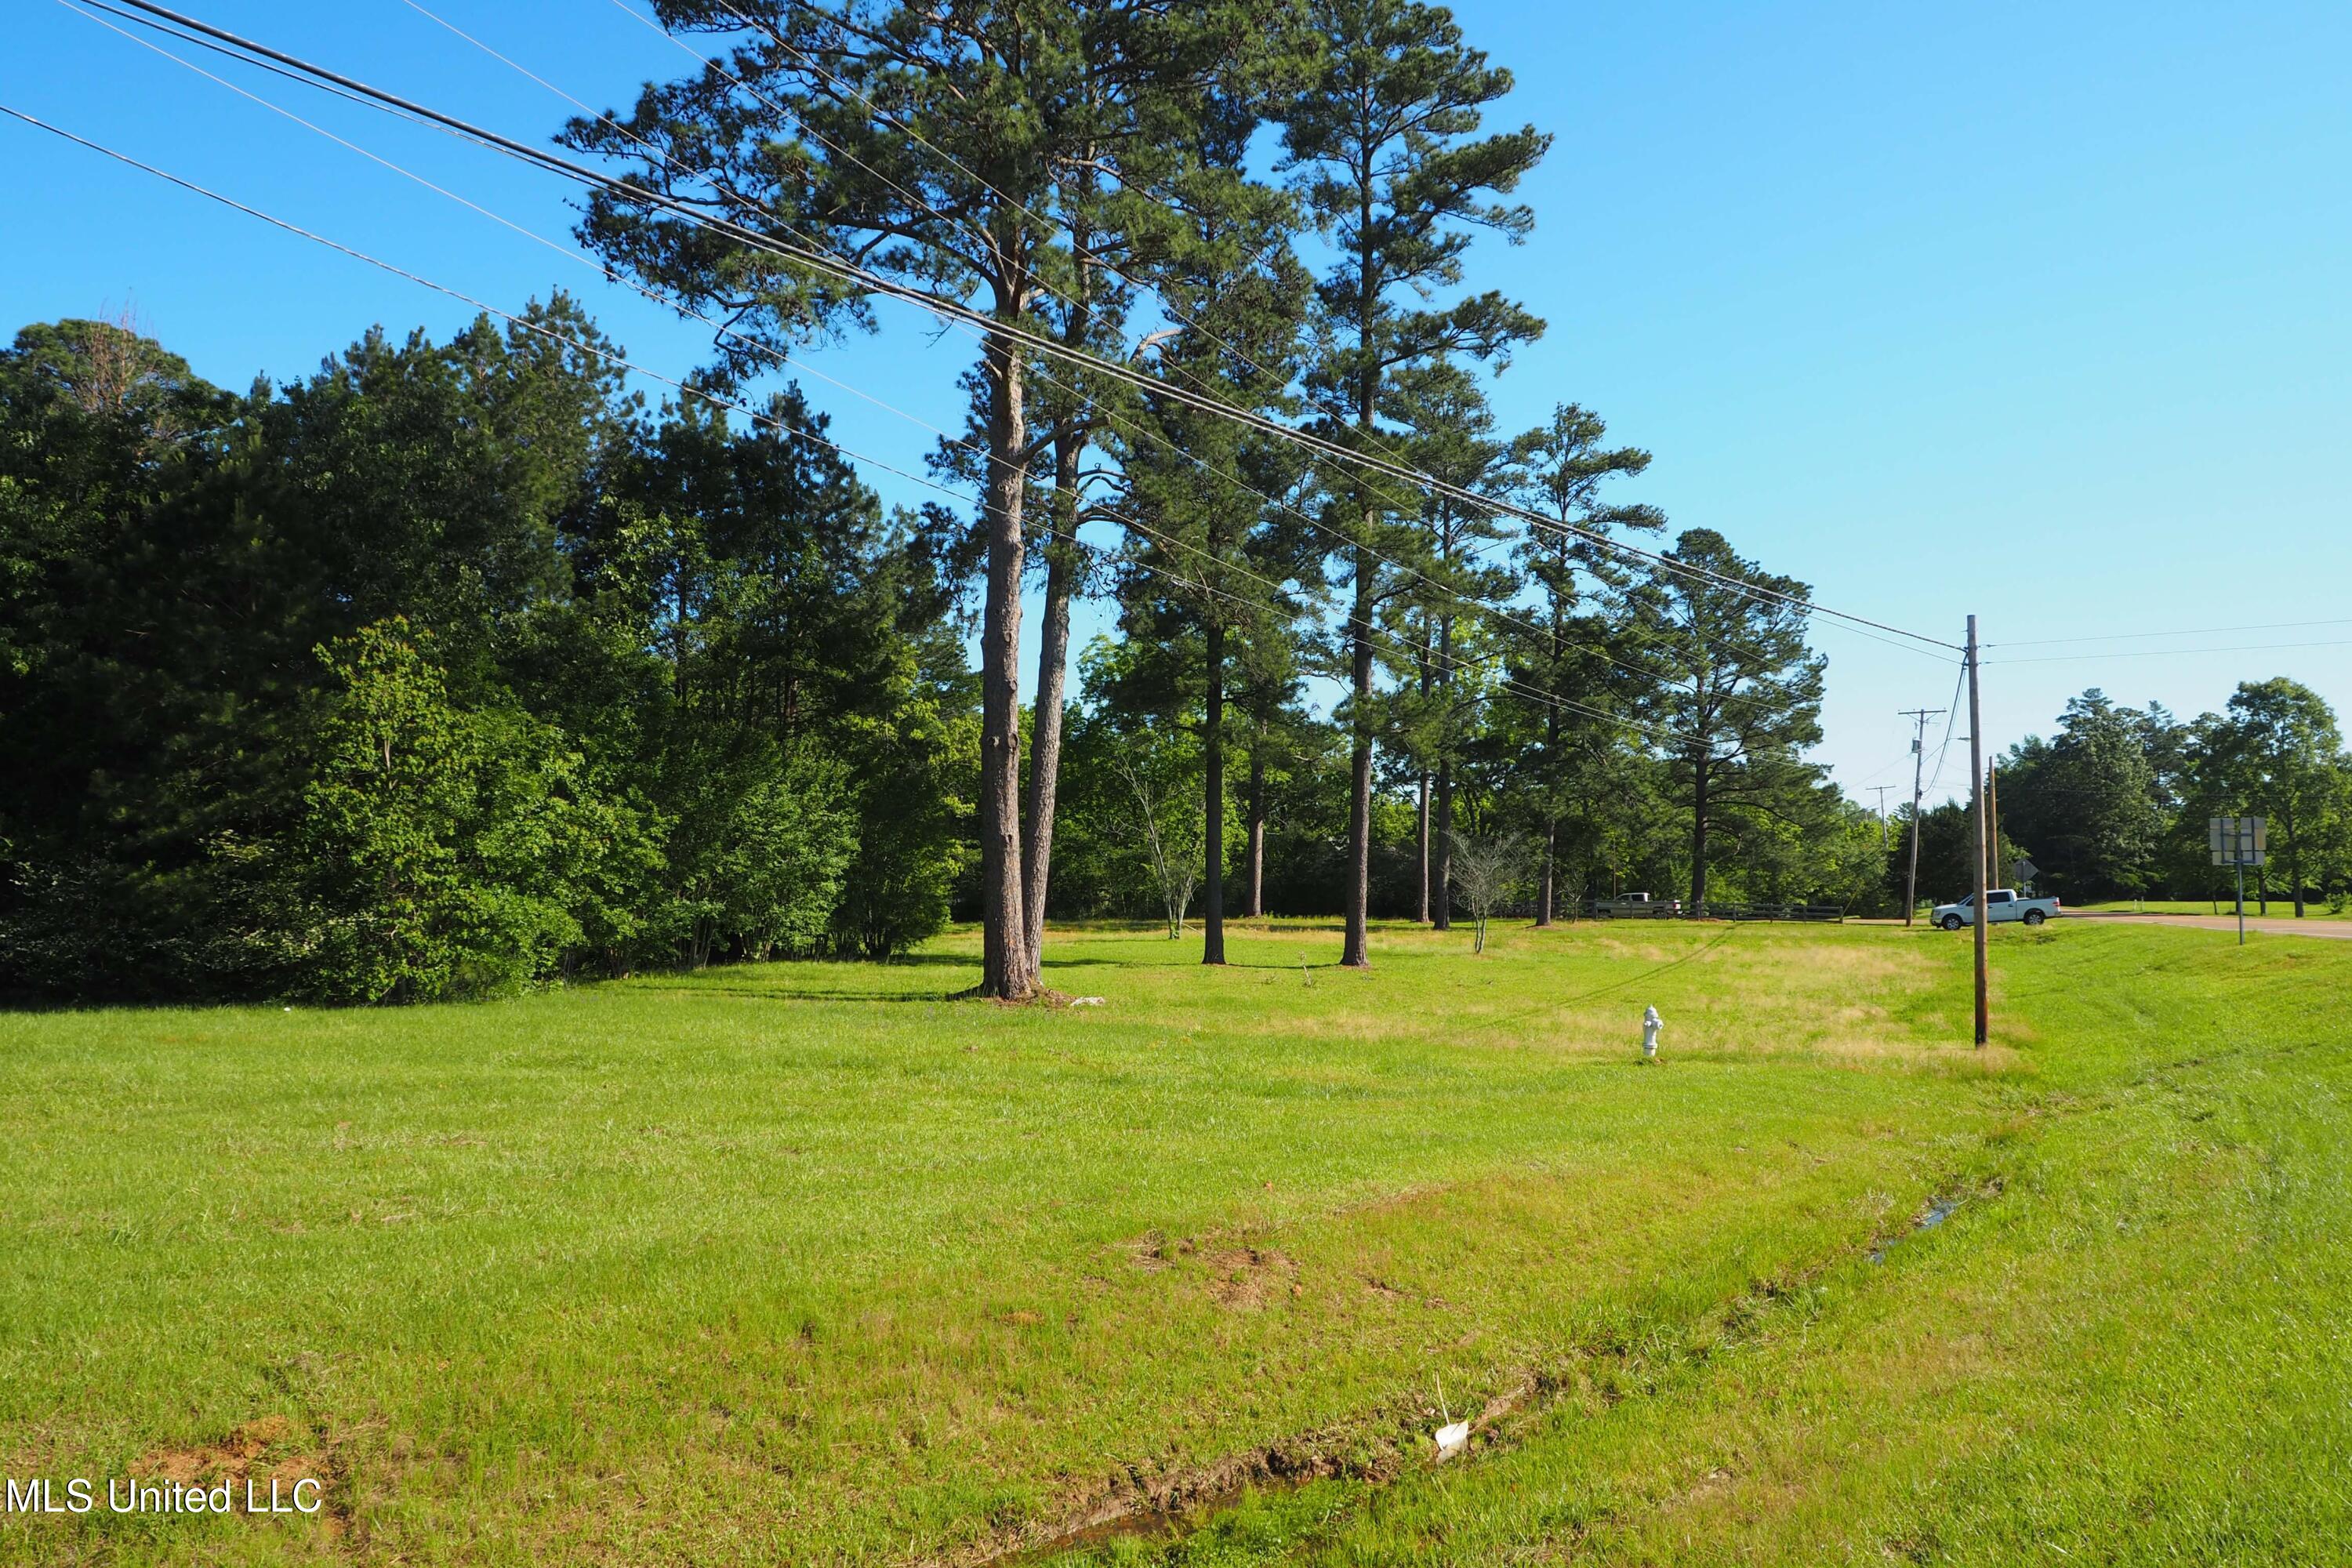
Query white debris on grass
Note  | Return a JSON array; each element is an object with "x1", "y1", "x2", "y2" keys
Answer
[{"x1": 1432, "y1": 1374, "x2": 1468, "y2": 1459}]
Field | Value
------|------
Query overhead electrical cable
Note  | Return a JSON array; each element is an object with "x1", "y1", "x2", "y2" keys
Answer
[
  {"x1": 333, "y1": 0, "x2": 1617, "y2": 677},
  {"x1": 52, "y1": 0, "x2": 1054, "y2": 485},
  {"x1": 1922, "y1": 659, "x2": 1969, "y2": 800},
  {"x1": 718, "y1": 0, "x2": 1756, "y2": 694},
  {"x1": 547, "y1": 0, "x2": 1696, "y2": 674},
  {"x1": 0, "y1": 101, "x2": 1705, "y2": 753},
  {"x1": 71, "y1": 0, "x2": 1727, "y2": 737},
  {"x1": 307, "y1": 0, "x2": 1802, "y2": 715},
  {"x1": 612, "y1": 0, "x2": 1953, "y2": 666},
  {"x1": 1987, "y1": 638, "x2": 2352, "y2": 665},
  {"x1": 1987, "y1": 615, "x2": 2352, "y2": 649},
  {"x1": 90, "y1": 0, "x2": 1962, "y2": 659}
]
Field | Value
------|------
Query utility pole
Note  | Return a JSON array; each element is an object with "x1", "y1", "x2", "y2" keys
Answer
[
  {"x1": 1897, "y1": 706, "x2": 1944, "y2": 926},
  {"x1": 1870, "y1": 785, "x2": 1895, "y2": 849},
  {"x1": 1967, "y1": 615, "x2": 1988, "y2": 1048}
]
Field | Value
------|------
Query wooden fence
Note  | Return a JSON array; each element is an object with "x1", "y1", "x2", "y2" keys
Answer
[{"x1": 1585, "y1": 901, "x2": 1845, "y2": 924}]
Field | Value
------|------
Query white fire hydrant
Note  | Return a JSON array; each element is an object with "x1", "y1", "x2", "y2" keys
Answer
[{"x1": 1642, "y1": 1005, "x2": 1662, "y2": 1061}]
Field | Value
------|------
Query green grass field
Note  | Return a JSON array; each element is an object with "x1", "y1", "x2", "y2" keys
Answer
[
  {"x1": 3, "y1": 918, "x2": 2347, "y2": 1565},
  {"x1": 2068, "y1": 897, "x2": 2350, "y2": 918}
]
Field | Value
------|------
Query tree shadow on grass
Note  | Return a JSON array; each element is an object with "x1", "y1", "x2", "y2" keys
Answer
[{"x1": 627, "y1": 982, "x2": 970, "y2": 1005}]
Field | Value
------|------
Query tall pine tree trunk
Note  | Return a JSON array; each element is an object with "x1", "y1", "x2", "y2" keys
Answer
[
  {"x1": 1342, "y1": 543, "x2": 1374, "y2": 968},
  {"x1": 1414, "y1": 771, "x2": 1431, "y2": 922},
  {"x1": 1414, "y1": 637, "x2": 1432, "y2": 921},
  {"x1": 1247, "y1": 741, "x2": 1266, "y2": 919},
  {"x1": 1431, "y1": 612, "x2": 1456, "y2": 931},
  {"x1": 978, "y1": 327, "x2": 1032, "y2": 998},
  {"x1": 1021, "y1": 431, "x2": 1083, "y2": 985},
  {"x1": 1203, "y1": 620, "x2": 1227, "y2": 965},
  {"x1": 1432, "y1": 761, "x2": 1454, "y2": 931},
  {"x1": 1537, "y1": 822, "x2": 1556, "y2": 927},
  {"x1": 1688, "y1": 752, "x2": 1711, "y2": 913}
]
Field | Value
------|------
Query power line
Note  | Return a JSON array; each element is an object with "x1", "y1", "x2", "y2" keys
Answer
[
  {"x1": 691, "y1": 0, "x2": 1959, "y2": 673},
  {"x1": 88, "y1": 0, "x2": 1962, "y2": 659},
  {"x1": 211, "y1": 0, "x2": 1811, "y2": 730},
  {"x1": 216, "y1": 0, "x2": 1688, "y2": 713},
  {"x1": 52, "y1": 0, "x2": 1041, "y2": 502},
  {"x1": 1986, "y1": 637, "x2": 2352, "y2": 666},
  {"x1": 0, "y1": 106, "x2": 969, "y2": 504},
  {"x1": 87, "y1": 0, "x2": 1966, "y2": 738},
  {"x1": 1922, "y1": 662, "x2": 1967, "y2": 799},
  {"x1": 557, "y1": 2, "x2": 1744, "y2": 693},
  {"x1": 64, "y1": 0, "x2": 1955, "y2": 789},
  {"x1": 53, "y1": 0, "x2": 1726, "y2": 749},
  {"x1": 1987, "y1": 615, "x2": 2352, "y2": 650},
  {"x1": 0, "y1": 101, "x2": 1708, "y2": 756},
  {"x1": 1842, "y1": 745, "x2": 1922, "y2": 791},
  {"x1": 267, "y1": 0, "x2": 1573, "y2": 691}
]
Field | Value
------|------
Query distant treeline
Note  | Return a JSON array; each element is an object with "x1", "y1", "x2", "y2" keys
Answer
[{"x1": 1986, "y1": 688, "x2": 2350, "y2": 914}]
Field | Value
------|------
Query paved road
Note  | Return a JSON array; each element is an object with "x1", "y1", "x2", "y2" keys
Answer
[{"x1": 2067, "y1": 910, "x2": 2352, "y2": 942}]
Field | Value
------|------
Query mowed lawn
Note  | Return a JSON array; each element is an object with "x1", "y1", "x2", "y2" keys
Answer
[
  {"x1": 2069, "y1": 898, "x2": 2351, "y2": 919},
  {"x1": 2, "y1": 919, "x2": 2344, "y2": 1565}
]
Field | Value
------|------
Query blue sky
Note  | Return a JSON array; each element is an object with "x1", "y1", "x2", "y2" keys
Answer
[{"x1": 6, "y1": 0, "x2": 2349, "y2": 806}]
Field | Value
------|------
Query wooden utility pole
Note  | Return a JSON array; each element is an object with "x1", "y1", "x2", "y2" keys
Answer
[
  {"x1": 1967, "y1": 615, "x2": 1988, "y2": 1047},
  {"x1": 1898, "y1": 706, "x2": 1944, "y2": 926},
  {"x1": 1870, "y1": 785, "x2": 1894, "y2": 848}
]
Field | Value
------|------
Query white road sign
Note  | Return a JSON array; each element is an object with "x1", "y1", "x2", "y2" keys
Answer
[{"x1": 2209, "y1": 816, "x2": 2267, "y2": 868}]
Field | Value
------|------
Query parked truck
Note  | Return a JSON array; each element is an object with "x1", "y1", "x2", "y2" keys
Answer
[{"x1": 1931, "y1": 888, "x2": 2060, "y2": 930}]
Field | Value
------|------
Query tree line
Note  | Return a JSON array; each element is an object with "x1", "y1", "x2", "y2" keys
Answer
[
  {"x1": 0, "y1": 0, "x2": 2033, "y2": 1004},
  {"x1": 1984, "y1": 684, "x2": 2352, "y2": 916}
]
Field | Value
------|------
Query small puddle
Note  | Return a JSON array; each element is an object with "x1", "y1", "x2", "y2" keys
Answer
[{"x1": 1868, "y1": 1195, "x2": 1961, "y2": 1264}]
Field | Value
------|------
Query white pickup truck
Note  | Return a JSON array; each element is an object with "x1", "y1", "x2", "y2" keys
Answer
[{"x1": 1932, "y1": 889, "x2": 2060, "y2": 930}]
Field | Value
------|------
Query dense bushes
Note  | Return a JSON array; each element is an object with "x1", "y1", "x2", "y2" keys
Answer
[{"x1": 0, "y1": 307, "x2": 971, "y2": 1004}]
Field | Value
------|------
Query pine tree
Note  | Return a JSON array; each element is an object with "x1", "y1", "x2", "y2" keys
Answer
[
  {"x1": 567, "y1": 0, "x2": 1279, "y2": 997},
  {"x1": 1109, "y1": 172, "x2": 1306, "y2": 964},
  {"x1": 1500, "y1": 403, "x2": 1663, "y2": 924},
  {"x1": 1378, "y1": 364, "x2": 1512, "y2": 929},
  {"x1": 1279, "y1": 0, "x2": 1547, "y2": 967},
  {"x1": 1639, "y1": 530, "x2": 1826, "y2": 911}
]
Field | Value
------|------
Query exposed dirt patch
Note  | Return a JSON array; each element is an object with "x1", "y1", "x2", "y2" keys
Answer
[
  {"x1": 1123, "y1": 1230, "x2": 1185, "y2": 1271},
  {"x1": 1204, "y1": 1247, "x2": 1297, "y2": 1310},
  {"x1": 136, "y1": 1415, "x2": 316, "y2": 1487},
  {"x1": 1673, "y1": 1465, "x2": 1737, "y2": 1511},
  {"x1": 950, "y1": 985, "x2": 1078, "y2": 1007},
  {"x1": 978, "y1": 1415, "x2": 1400, "y2": 1567}
]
